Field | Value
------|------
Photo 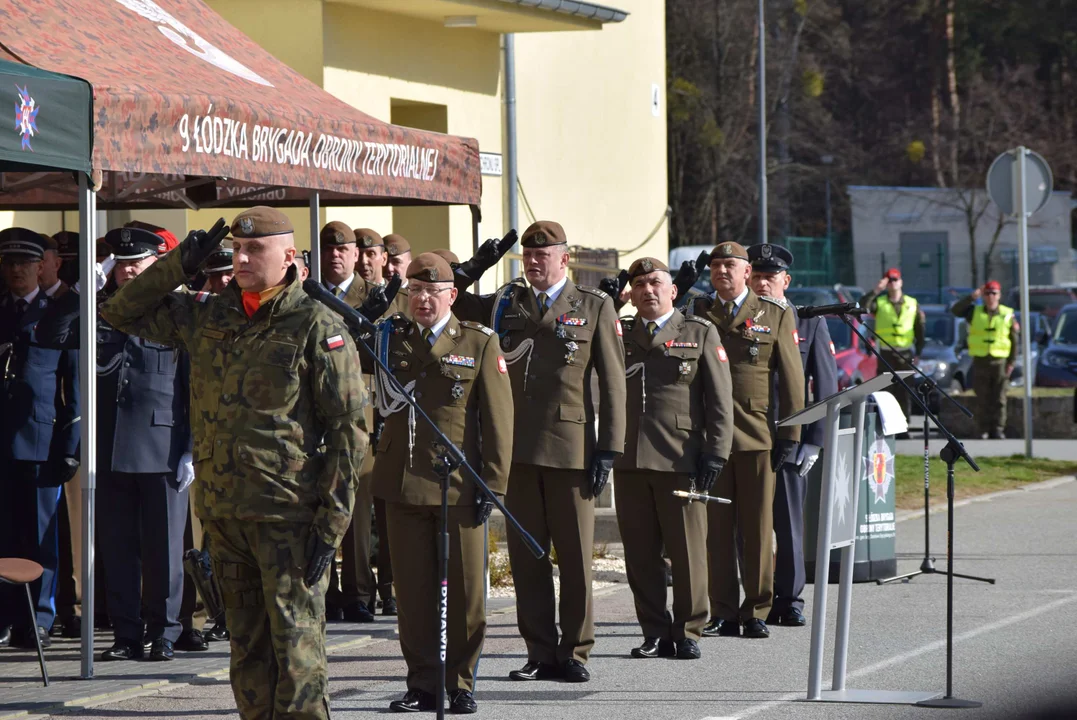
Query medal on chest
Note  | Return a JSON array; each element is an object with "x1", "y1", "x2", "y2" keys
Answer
[
  {"x1": 565, "y1": 340, "x2": 579, "y2": 365},
  {"x1": 451, "y1": 382, "x2": 464, "y2": 400},
  {"x1": 678, "y1": 361, "x2": 692, "y2": 376}
]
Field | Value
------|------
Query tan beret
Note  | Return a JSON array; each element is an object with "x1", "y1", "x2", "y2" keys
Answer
[
  {"x1": 430, "y1": 248, "x2": 460, "y2": 265},
  {"x1": 406, "y1": 252, "x2": 453, "y2": 283},
  {"x1": 627, "y1": 257, "x2": 670, "y2": 280},
  {"x1": 52, "y1": 231, "x2": 80, "y2": 258},
  {"x1": 354, "y1": 228, "x2": 384, "y2": 249},
  {"x1": 231, "y1": 206, "x2": 293, "y2": 238},
  {"x1": 521, "y1": 220, "x2": 567, "y2": 248},
  {"x1": 320, "y1": 221, "x2": 355, "y2": 246},
  {"x1": 710, "y1": 241, "x2": 749, "y2": 262},
  {"x1": 384, "y1": 233, "x2": 411, "y2": 257}
]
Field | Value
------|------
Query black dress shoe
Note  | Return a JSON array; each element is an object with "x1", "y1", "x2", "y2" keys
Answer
[
  {"x1": 204, "y1": 619, "x2": 230, "y2": 642},
  {"x1": 101, "y1": 639, "x2": 143, "y2": 661},
  {"x1": 60, "y1": 616, "x2": 82, "y2": 639},
  {"x1": 382, "y1": 597, "x2": 398, "y2": 616},
  {"x1": 562, "y1": 659, "x2": 590, "y2": 683},
  {"x1": 149, "y1": 638, "x2": 175, "y2": 661},
  {"x1": 742, "y1": 618, "x2": 770, "y2": 638},
  {"x1": 767, "y1": 607, "x2": 806, "y2": 627},
  {"x1": 449, "y1": 689, "x2": 478, "y2": 714},
  {"x1": 175, "y1": 628, "x2": 209, "y2": 652},
  {"x1": 388, "y1": 689, "x2": 437, "y2": 712},
  {"x1": 0, "y1": 625, "x2": 10, "y2": 647},
  {"x1": 325, "y1": 605, "x2": 344, "y2": 622},
  {"x1": 508, "y1": 660, "x2": 561, "y2": 681},
  {"x1": 342, "y1": 601, "x2": 375, "y2": 623},
  {"x1": 676, "y1": 638, "x2": 702, "y2": 659},
  {"x1": 11, "y1": 626, "x2": 51, "y2": 650},
  {"x1": 631, "y1": 637, "x2": 676, "y2": 658}
]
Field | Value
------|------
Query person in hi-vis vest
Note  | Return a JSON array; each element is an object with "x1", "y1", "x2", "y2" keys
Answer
[
  {"x1": 951, "y1": 281, "x2": 1018, "y2": 439},
  {"x1": 861, "y1": 268, "x2": 925, "y2": 425}
]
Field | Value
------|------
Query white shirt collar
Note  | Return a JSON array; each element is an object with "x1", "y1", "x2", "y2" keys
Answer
[
  {"x1": 326, "y1": 273, "x2": 356, "y2": 295},
  {"x1": 641, "y1": 308, "x2": 676, "y2": 330},
  {"x1": 12, "y1": 286, "x2": 40, "y2": 305},
  {"x1": 532, "y1": 275, "x2": 568, "y2": 305},
  {"x1": 713, "y1": 287, "x2": 749, "y2": 313},
  {"x1": 421, "y1": 312, "x2": 452, "y2": 343},
  {"x1": 43, "y1": 280, "x2": 64, "y2": 297}
]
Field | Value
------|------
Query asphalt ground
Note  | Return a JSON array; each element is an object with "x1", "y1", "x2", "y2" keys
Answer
[{"x1": 4, "y1": 476, "x2": 1076, "y2": 720}]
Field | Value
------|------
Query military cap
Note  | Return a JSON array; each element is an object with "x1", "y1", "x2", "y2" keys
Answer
[
  {"x1": 203, "y1": 246, "x2": 234, "y2": 274},
  {"x1": 354, "y1": 228, "x2": 384, "y2": 249},
  {"x1": 627, "y1": 256, "x2": 670, "y2": 280},
  {"x1": 521, "y1": 220, "x2": 567, "y2": 248},
  {"x1": 748, "y1": 242, "x2": 793, "y2": 273},
  {"x1": 885, "y1": 267, "x2": 901, "y2": 280},
  {"x1": 983, "y1": 280, "x2": 1001, "y2": 292},
  {"x1": 125, "y1": 220, "x2": 178, "y2": 252},
  {"x1": 384, "y1": 233, "x2": 411, "y2": 257},
  {"x1": 231, "y1": 206, "x2": 294, "y2": 238},
  {"x1": 53, "y1": 231, "x2": 80, "y2": 258},
  {"x1": 406, "y1": 252, "x2": 453, "y2": 283},
  {"x1": 320, "y1": 221, "x2": 355, "y2": 246},
  {"x1": 106, "y1": 226, "x2": 162, "y2": 261},
  {"x1": 710, "y1": 241, "x2": 749, "y2": 262},
  {"x1": 0, "y1": 228, "x2": 47, "y2": 259},
  {"x1": 431, "y1": 248, "x2": 461, "y2": 265}
]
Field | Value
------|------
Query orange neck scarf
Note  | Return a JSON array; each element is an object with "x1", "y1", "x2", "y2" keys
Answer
[{"x1": 241, "y1": 284, "x2": 287, "y2": 318}]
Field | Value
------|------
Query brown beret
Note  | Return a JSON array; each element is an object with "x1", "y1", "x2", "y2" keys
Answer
[
  {"x1": 405, "y1": 252, "x2": 453, "y2": 283},
  {"x1": 384, "y1": 233, "x2": 411, "y2": 257},
  {"x1": 320, "y1": 221, "x2": 355, "y2": 246},
  {"x1": 431, "y1": 248, "x2": 460, "y2": 265},
  {"x1": 354, "y1": 228, "x2": 384, "y2": 249},
  {"x1": 521, "y1": 220, "x2": 567, "y2": 248},
  {"x1": 627, "y1": 257, "x2": 670, "y2": 280},
  {"x1": 53, "y1": 231, "x2": 80, "y2": 258},
  {"x1": 44, "y1": 236, "x2": 59, "y2": 251},
  {"x1": 231, "y1": 206, "x2": 293, "y2": 238},
  {"x1": 710, "y1": 241, "x2": 749, "y2": 262}
]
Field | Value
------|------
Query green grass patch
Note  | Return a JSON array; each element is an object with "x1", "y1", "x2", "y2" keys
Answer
[
  {"x1": 950, "y1": 387, "x2": 1073, "y2": 398},
  {"x1": 893, "y1": 454, "x2": 1076, "y2": 510}
]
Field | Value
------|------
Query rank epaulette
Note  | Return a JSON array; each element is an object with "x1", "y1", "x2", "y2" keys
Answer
[
  {"x1": 686, "y1": 315, "x2": 713, "y2": 328},
  {"x1": 760, "y1": 295, "x2": 789, "y2": 310},
  {"x1": 576, "y1": 285, "x2": 609, "y2": 300},
  {"x1": 619, "y1": 316, "x2": 636, "y2": 332},
  {"x1": 460, "y1": 320, "x2": 494, "y2": 336}
]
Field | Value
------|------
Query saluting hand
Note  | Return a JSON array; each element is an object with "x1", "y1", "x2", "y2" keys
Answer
[{"x1": 180, "y1": 218, "x2": 230, "y2": 275}]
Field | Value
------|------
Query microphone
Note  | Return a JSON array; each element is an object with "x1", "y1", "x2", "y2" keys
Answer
[
  {"x1": 795, "y1": 302, "x2": 867, "y2": 319},
  {"x1": 303, "y1": 279, "x2": 379, "y2": 337}
]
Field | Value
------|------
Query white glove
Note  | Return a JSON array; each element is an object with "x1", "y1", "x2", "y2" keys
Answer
[
  {"x1": 72, "y1": 255, "x2": 115, "y2": 295},
  {"x1": 176, "y1": 452, "x2": 195, "y2": 493},
  {"x1": 797, "y1": 443, "x2": 821, "y2": 477}
]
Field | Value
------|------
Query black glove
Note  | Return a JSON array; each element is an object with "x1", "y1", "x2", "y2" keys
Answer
[
  {"x1": 475, "y1": 491, "x2": 496, "y2": 525},
  {"x1": 303, "y1": 533, "x2": 336, "y2": 587},
  {"x1": 672, "y1": 259, "x2": 700, "y2": 301},
  {"x1": 46, "y1": 456, "x2": 79, "y2": 486},
  {"x1": 359, "y1": 274, "x2": 401, "y2": 322},
  {"x1": 599, "y1": 269, "x2": 630, "y2": 311},
  {"x1": 179, "y1": 218, "x2": 230, "y2": 275},
  {"x1": 588, "y1": 450, "x2": 620, "y2": 498},
  {"x1": 771, "y1": 439, "x2": 799, "y2": 472},
  {"x1": 695, "y1": 250, "x2": 712, "y2": 275},
  {"x1": 695, "y1": 454, "x2": 726, "y2": 495},
  {"x1": 457, "y1": 230, "x2": 518, "y2": 284}
]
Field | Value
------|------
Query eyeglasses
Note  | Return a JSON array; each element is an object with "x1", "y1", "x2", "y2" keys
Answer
[
  {"x1": 983, "y1": 291, "x2": 999, "y2": 296},
  {"x1": 887, "y1": 277, "x2": 899, "y2": 283},
  {"x1": 407, "y1": 284, "x2": 453, "y2": 298}
]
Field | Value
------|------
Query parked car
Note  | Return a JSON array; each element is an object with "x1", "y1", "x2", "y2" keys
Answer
[
  {"x1": 1006, "y1": 286, "x2": 1077, "y2": 326},
  {"x1": 786, "y1": 286, "x2": 841, "y2": 308},
  {"x1": 1034, "y1": 303, "x2": 1077, "y2": 387},
  {"x1": 907, "y1": 286, "x2": 974, "y2": 307},
  {"x1": 835, "y1": 284, "x2": 864, "y2": 305},
  {"x1": 1009, "y1": 311, "x2": 1050, "y2": 387},
  {"x1": 916, "y1": 305, "x2": 972, "y2": 392},
  {"x1": 825, "y1": 316, "x2": 877, "y2": 390}
]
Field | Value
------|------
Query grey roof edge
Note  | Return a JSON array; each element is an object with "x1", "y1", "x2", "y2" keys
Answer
[{"x1": 493, "y1": 0, "x2": 629, "y2": 23}]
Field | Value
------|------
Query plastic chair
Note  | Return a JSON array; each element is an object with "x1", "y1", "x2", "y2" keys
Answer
[{"x1": 0, "y1": 558, "x2": 49, "y2": 686}]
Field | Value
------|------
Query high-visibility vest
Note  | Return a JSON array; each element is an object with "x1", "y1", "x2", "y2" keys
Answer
[
  {"x1": 968, "y1": 304, "x2": 1014, "y2": 358},
  {"x1": 874, "y1": 295, "x2": 918, "y2": 349}
]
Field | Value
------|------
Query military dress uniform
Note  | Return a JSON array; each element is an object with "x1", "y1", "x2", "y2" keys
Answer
[
  {"x1": 0, "y1": 229, "x2": 80, "y2": 649},
  {"x1": 468, "y1": 221, "x2": 627, "y2": 678},
  {"x1": 952, "y1": 285, "x2": 1017, "y2": 438},
  {"x1": 862, "y1": 270, "x2": 925, "y2": 421},
  {"x1": 368, "y1": 253, "x2": 514, "y2": 712},
  {"x1": 615, "y1": 258, "x2": 733, "y2": 656},
  {"x1": 688, "y1": 242, "x2": 805, "y2": 635},
  {"x1": 100, "y1": 208, "x2": 368, "y2": 720}
]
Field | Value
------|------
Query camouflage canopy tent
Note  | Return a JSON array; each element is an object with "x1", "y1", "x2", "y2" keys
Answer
[{"x1": 0, "y1": 0, "x2": 483, "y2": 678}]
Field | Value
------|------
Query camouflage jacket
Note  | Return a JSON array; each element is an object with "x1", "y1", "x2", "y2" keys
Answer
[{"x1": 99, "y1": 250, "x2": 369, "y2": 548}]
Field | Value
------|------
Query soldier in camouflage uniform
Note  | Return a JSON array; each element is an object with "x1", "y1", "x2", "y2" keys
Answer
[{"x1": 100, "y1": 207, "x2": 368, "y2": 720}]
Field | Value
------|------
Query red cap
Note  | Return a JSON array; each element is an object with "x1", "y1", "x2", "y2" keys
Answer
[
  {"x1": 984, "y1": 280, "x2": 1001, "y2": 292},
  {"x1": 885, "y1": 268, "x2": 901, "y2": 280}
]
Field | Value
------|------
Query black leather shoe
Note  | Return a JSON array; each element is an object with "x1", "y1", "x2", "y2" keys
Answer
[
  {"x1": 631, "y1": 637, "x2": 676, "y2": 658},
  {"x1": 742, "y1": 618, "x2": 770, "y2": 638},
  {"x1": 0, "y1": 625, "x2": 10, "y2": 647},
  {"x1": 562, "y1": 659, "x2": 590, "y2": 683},
  {"x1": 60, "y1": 616, "x2": 82, "y2": 639},
  {"x1": 204, "y1": 619, "x2": 230, "y2": 642},
  {"x1": 101, "y1": 639, "x2": 143, "y2": 661},
  {"x1": 388, "y1": 689, "x2": 437, "y2": 712},
  {"x1": 325, "y1": 605, "x2": 344, "y2": 622},
  {"x1": 767, "y1": 607, "x2": 806, "y2": 627},
  {"x1": 675, "y1": 638, "x2": 701, "y2": 659},
  {"x1": 149, "y1": 637, "x2": 175, "y2": 661},
  {"x1": 175, "y1": 628, "x2": 209, "y2": 652},
  {"x1": 509, "y1": 660, "x2": 561, "y2": 681},
  {"x1": 702, "y1": 617, "x2": 738, "y2": 637},
  {"x1": 12, "y1": 626, "x2": 51, "y2": 650},
  {"x1": 342, "y1": 601, "x2": 375, "y2": 623},
  {"x1": 382, "y1": 597, "x2": 398, "y2": 616},
  {"x1": 449, "y1": 689, "x2": 477, "y2": 714}
]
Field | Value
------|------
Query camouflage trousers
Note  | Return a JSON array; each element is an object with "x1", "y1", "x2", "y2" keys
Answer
[{"x1": 203, "y1": 520, "x2": 331, "y2": 720}]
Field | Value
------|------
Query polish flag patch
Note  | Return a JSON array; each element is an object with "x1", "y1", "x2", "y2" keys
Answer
[
  {"x1": 497, "y1": 356, "x2": 508, "y2": 374},
  {"x1": 194, "y1": 291, "x2": 210, "y2": 303},
  {"x1": 615, "y1": 320, "x2": 623, "y2": 337},
  {"x1": 325, "y1": 334, "x2": 345, "y2": 351},
  {"x1": 717, "y1": 347, "x2": 728, "y2": 362},
  {"x1": 792, "y1": 330, "x2": 800, "y2": 345},
  {"x1": 829, "y1": 341, "x2": 836, "y2": 356}
]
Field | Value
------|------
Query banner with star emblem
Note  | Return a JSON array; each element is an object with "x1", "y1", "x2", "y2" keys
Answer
[{"x1": 0, "y1": 58, "x2": 91, "y2": 173}]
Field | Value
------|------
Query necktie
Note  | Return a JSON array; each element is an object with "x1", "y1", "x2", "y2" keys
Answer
[
  {"x1": 537, "y1": 292, "x2": 549, "y2": 319},
  {"x1": 332, "y1": 286, "x2": 344, "y2": 298},
  {"x1": 421, "y1": 327, "x2": 434, "y2": 345},
  {"x1": 723, "y1": 300, "x2": 735, "y2": 320},
  {"x1": 647, "y1": 321, "x2": 658, "y2": 337},
  {"x1": 14, "y1": 298, "x2": 28, "y2": 322}
]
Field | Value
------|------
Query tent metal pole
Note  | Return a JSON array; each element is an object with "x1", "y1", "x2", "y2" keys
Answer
[
  {"x1": 309, "y1": 192, "x2": 321, "y2": 282},
  {"x1": 78, "y1": 173, "x2": 98, "y2": 679}
]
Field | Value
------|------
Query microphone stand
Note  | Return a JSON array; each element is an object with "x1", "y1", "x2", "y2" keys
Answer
[
  {"x1": 304, "y1": 280, "x2": 545, "y2": 720},
  {"x1": 832, "y1": 309, "x2": 985, "y2": 708}
]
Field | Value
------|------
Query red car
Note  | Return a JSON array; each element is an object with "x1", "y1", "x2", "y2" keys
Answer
[{"x1": 825, "y1": 317, "x2": 877, "y2": 390}]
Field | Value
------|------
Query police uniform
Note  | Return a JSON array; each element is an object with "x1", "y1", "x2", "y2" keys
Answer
[
  {"x1": 0, "y1": 229, "x2": 80, "y2": 649},
  {"x1": 952, "y1": 284, "x2": 1017, "y2": 439},
  {"x1": 862, "y1": 269, "x2": 925, "y2": 421},
  {"x1": 100, "y1": 208, "x2": 368, "y2": 720},
  {"x1": 688, "y1": 242, "x2": 805, "y2": 636},
  {"x1": 615, "y1": 258, "x2": 733, "y2": 657},
  {"x1": 367, "y1": 254, "x2": 513, "y2": 713},
  {"x1": 748, "y1": 244, "x2": 839, "y2": 626},
  {"x1": 466, "y1": 220, "x2": 627, "y2": 679}
]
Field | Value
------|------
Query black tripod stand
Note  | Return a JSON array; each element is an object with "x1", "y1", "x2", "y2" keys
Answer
[
  {"x1": 305, "y1": 281, "x2": 545, "y2": 720},
  {"x1": 876, "y1": 380, "x2": 995, "y2": 586}
]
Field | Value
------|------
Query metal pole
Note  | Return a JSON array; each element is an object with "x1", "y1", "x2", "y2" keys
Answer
[
  {"x1": 832, "y1": 399, "x2": 867, "y2": 691},
  {"x1": 758, "y1": 0, "x2": 768, "y2": 244},
  {"x1": 309, "y1": 192, "x2": 321, "y2": 282},
  {"x1": 78, "y1": 173, "x2": 98, "y2": 679},
  {"x1": 504, "y1": 33, "x2": 521, "y2": 279},
  {"x1": 1015, "y1": 148, "x2": 1033, "y2": 457},
  {"x1": 825, "y1": 177, "x2": 832, "y2": 244},
  {"x1": 806, "y1": 401, "x2": 839, "y2": 699}
]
